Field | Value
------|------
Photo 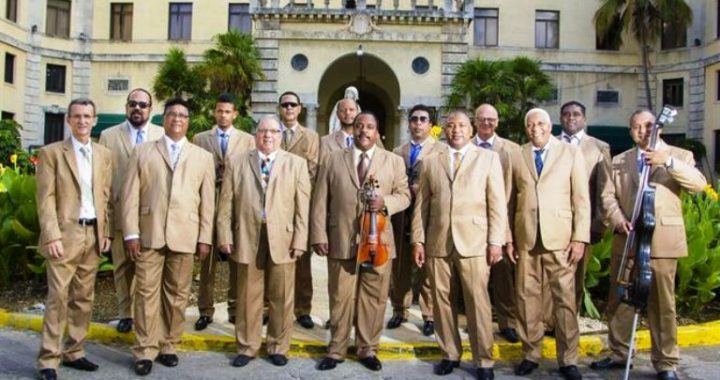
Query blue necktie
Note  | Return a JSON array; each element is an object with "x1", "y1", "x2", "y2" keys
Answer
[
  {"x1": 135, "y1": 130, "x2": 144, "y2": 145},
  {"x1": 409, "y1": 143, "x2": 422, "y2": 167},
  {"x1": 220, "y1": 132, "x2": 228, "y2": 157},
  {"x1": 479, "y1": 142, "x2": 492, "y2": 149},
  {"x1": 534, "y1": 149, "x2": 544, "y2": 176},
  {"x1": 345, "y1": 136, "x2": 353, "y2": 148},
  {"x1": 637, "y1": 156, "x2": 645, "y2": 174}
]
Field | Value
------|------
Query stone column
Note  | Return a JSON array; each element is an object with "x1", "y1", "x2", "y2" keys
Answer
[
  {"x1": 305, "y1": 103, "x2": 318, "y2": 131},
  {"x1": 397, "y1": 106, "x2": 409, "y2": 146}
]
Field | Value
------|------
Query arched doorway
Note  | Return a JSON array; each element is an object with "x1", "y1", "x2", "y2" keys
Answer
[{"x1": 317, "y1": 52, "x2": 400, "y2": 148}]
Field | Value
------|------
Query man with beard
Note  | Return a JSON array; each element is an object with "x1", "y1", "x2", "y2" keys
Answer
[
  {"x1": 99, "y1": 88, "x2": 164, "y2": 334},
  {"x1": 311, "y1": 112, "x2": 409, "y2": 372},
  {"x1": 191, "y1": 93, "x2": 255, "y2": 331},
  {"x1": 319, "y1": 98, "x2": 383, "y2": 162}
]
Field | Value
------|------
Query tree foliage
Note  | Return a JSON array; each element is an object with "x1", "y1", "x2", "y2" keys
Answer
[{"x1": 445, "y1": 57, "x2": 554, "y2": 141}]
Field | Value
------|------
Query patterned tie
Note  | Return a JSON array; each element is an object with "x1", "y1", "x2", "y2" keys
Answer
[
  {"x1": 135, "y1": 129, "x2": 145, "y2": 145},
  {"x1": 534, "y1": 149, "x2": 544, "y2": 176},
  {"x1": 79, "y1": 146, "x2": 94, "y2": 209},
  {"x1": 170, "y1": 143, "x2": 180, "y2": 170},
  {"x1": 346, "y1": 135, "x2": 354, "y2": 148},
  {"x1": 409, "y1": 143, "x2": 422, "y2": 167},
  {"x1": 261, "y1": 158, "x2": 271, "y2": 186},
  {"x1": 357, "y1": 152, "x2": 368, "y2": 184},
  {"x1": 283, "y1": 129, "x2": 294, "y2": 149},
  {"x1": 479, "y1": 141, "x2": 492, "y2": 149},
  {"x1": 453, "y1": 151, "x2": 462, "y2": 178},
  {"x1": 219, "y1": 132, "x2": 229, "y2": 157},
  {"x1": 563, "y1": 135, "x2": 572, "y2": 144}
]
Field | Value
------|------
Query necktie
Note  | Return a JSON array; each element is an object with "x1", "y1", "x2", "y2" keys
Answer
[
  {"x1": 261, "y1": 158, "x2": 271, "y2": 186},
  {"x1": 346, "y1": 135, "x2": 354, "y2": 148},
  {"x1": 637, "y1": 156, "x2": 645, "y2": 174},
  {"x1": 170, "y1": 144, "x2": 180, "y2": 169},
  {"x1": 453, "y1": 151, "x2": 462, "y2": 178},
  {"x1": 357, "y1": 153, "x2": 368, "y2": 184},
  {"x1": 219, "y1": 132, "x2": 228, "y2": 157},
  {"x1": 79, "y1": 146, "x2": 94, "y2": 209},
  {"x1": 479, "y1": 141, "x2": 492, "y2": 149},
  {"x1": 409, "y1": 143, "x2": 422, "y2": 167},
  {"x1": 534, "y1": 149, "x2": 544, "y2": 176},
  {"x1": 135, "y1": 129, "x2": 145, "y2": 145},
  {"x1": 563, "y1": 135, "x2": 571, "y2": 144},
  {"x1": 283, "y1": 129, "x2": 294, "y2": 149}
]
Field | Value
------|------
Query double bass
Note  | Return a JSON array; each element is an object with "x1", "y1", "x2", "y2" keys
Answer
[
  {"x1": 615, "y1": 106, "x2": 677, "y2": 380},
  {"x1": 357, "y1": 175, "x2": 390, "y2": 270}
]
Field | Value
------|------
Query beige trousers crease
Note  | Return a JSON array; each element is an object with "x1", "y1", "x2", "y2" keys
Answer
[
  {"x1": 294, "y1": 248, "x2": 313, "y2": 317},
  {"x1": 111, "y1": 230, "x2": 134, "y2": 319},
  {"x1": 197, "y1": 249, "x2": 237, "y2": 318},
  {"x1": 390, "y1": 239, "x2": 433, "y2": 321}
]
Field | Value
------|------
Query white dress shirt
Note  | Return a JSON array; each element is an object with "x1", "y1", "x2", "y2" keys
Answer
[{"x1": 71, "y1": 135, "x2": 97, "y2": 219}]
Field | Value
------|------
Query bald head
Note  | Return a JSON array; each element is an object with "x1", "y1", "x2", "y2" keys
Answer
[
  {"x1": 255, "y1": 115, "x2": 282, "y2": 154},
  {"x1": 474, "y1": 104, "x2": 500, "y2": 141}
]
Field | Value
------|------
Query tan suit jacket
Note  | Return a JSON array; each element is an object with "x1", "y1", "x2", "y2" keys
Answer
[
  {"x1": 191, "y1": 126, "x2": 255, "y2": 180},
  {"x1": 217, "y1": 149, "x2": 310, "y2": 264},
  {"x1": 575, "y1": 135, "x2": 612, "y2": 240},
  {"x1": 36, "y1": 139, "x2": 113, "y2": 253},
  {"x1": 603, "y1": 143, "x2": 706, "y2": 258},
  {"x1": 121, "y1": 139, "x2": 216, "y2": 254},
  {"x1": 411, "y1": 144, "x2": 507, "y2": 256},
  {"x1": 98, "y1": 122, "x2": 164, "y2": 228},
  {"x1": 319, "y1": 130, "x2": 384, "y2": 163},
  {"x1": 282, "y1": 124, "x2": 320, "y2": 183},
  {"x1": 392, "y1": 138, "x2": 439, "y2": 181},
  {"x1": 510, "y1": 137, "x2": 591, "y2": 251},
  {"x1": 310, "y1": 147, "x2": 410, "y2": 260}
]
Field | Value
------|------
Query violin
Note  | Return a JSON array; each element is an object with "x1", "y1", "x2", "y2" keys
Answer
[
  {"x1": 616, "y1": 106, "x2": 676, "y2": 380},
  {"x1": 357, "y1": 175, "x2": 390, "y2": 269}
]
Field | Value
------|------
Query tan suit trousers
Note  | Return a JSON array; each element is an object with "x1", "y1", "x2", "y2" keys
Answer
[
  {"x1": 38, "y1": 225, "x2": 99, "y2": 369},
  {"x1": 607, "y1": 254, "x2": 679, "y2": 372},
  {"x1": 427, "y1": 247, "x2": 494, "y2": 368},
  {"x1": 132, "y1": 247, "x2": 195, "y2": 360},
  {"x1": 111, "y1": 230, "x2": 134, "y2": 319},
  {"x1": 235, "y1": 226, "x2": 295, "y2": 357},
  {"x1": 490, "y1": 250, "x2": 518, "y2": 330},
  {"x1": 327, "y1": 258, "x2": 391, "y2": 360},
  {"x1": 198, "y1": 251, "x2": 237, "y2": 319},
  {"x1": 542, "y1": 243, "x2": 592, "y2": 330},
  {"x1": 516, "y1": 244, "x2": 579, "y2": 366},
  {"x1": 390, "y1": 239, "x2": 433, "y2": 321},
  {"x1": 294, "y1": 248, "x2": 313, "y2": 317}
]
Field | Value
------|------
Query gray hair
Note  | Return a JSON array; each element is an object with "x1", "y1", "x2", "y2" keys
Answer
[{"x1": 524, "y1": 108, "x2": 551, "y2": 126}]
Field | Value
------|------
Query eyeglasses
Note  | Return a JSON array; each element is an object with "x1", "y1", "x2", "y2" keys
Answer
[
  {"x1": 165, "y1": 112, "x2": 189, "y2": 120},
  {"x1": 127, "y1": 101, "x2": 151, "y2": 109},
  {"x1": 257, "y1": 129, "x2": 281, "y2": 135},
  {"x1": 409, "y1": 115, "x2": 429, "y2": 123},
  {"x1": 476, "y1": 117, "x2": 498, "y2": 124},
  {"x1": 280, "y1": 102, "x2": 299, "y2": 109}
]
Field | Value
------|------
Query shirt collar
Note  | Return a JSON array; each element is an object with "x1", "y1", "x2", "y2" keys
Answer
[
  {"x1": 354, "y1": 145, "x2": 377, "y2": 161},
  {"x1": 71, "y1": 135, "x2": 92, "y2": 153},
  {"x1": 280, "y1": 122, "x2": 298, "y2": 132},
  {"x1": 258, "y1": 149, "x2": 279, "y2": 162},
  {"x1": 532, "y1": 139, "x2": 552, "y2": 152},
  {"x1": 127, "y1": 120, "x2": 149, "y2": 134},
  {"x1": 448, "y1": 143, "x2": 471, "y2": 156},
  {"x1": 411, "y1": 137, "x2": 431, "y2": 147},
  {"x1": 474, "y1": 134, "x2": 496, "y2": 146},
  {"x1": 561, "y1": 129, "x2": 585, "y2": 143},
  {"x1": 216, "y1": 126, "x2": 235, "y2": 137},
  {"x1": 164, "y1": 135, "x2": 187, "y2": 150}
]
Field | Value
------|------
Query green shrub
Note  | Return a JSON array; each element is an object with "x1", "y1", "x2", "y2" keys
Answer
[{"x1": 0, "y1": 168, "x2": 40, "y2": 286}]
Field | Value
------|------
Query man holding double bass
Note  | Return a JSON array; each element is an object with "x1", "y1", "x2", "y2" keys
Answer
[
  {"x1": 310, "y1": 111, "x2": 410, "y2": 372},
  {"x1": 591, "y1": 110, "x2": 706, "y2": 380}
]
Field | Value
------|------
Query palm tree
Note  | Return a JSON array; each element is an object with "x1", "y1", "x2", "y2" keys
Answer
[
  {"x1": 594, "y1": 0, "x2": 693, "y2": 110},
  {"x1": 152, "y1": 47, "x2": 205, "y2": 106}
]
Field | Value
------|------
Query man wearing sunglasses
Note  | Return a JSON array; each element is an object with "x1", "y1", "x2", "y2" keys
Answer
[
  {"x1": 387, "y1": 104, "x2": 438, "y2": 336},
  {"x1": 99, "y1": 88, "x2": 164, "y2": 335},
  {"x1": 319, "y1": 98, "x2": 383, "y2": 163},
  {"x1": 191, "y1": 93, "x2": 255, "y2": 331},
  {"x1": 277, "y1": 91, "x2": 320, "y2": 330}
]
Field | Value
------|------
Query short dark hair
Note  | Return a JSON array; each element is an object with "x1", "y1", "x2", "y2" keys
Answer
[
  {"x1": 216, "y1": 93, "x2": 237, "y2": 109},
  {"x1": 127, "y1": 88, "x2": 153, "y2": 106},
  {"x1": 278, "y1": 91, "x2": 301, "y2": 105},
  {"x1": 353, "y1": 111, "x2": 378, "y2": 126},
  {"x1": 163, "y1": 98, "x2": 191, "y2": 115},
  {"x1": 67, "y1": 98, "x2": 96, "y2": 116},
  {"x1": 408, "y1": 104, "x2": 434, "y2": 124},
  {"x1": 560, "y1": 101, "x2": 586, "y2": 117}
]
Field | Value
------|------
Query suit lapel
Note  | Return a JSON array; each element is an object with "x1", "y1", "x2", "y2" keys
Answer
[
  {"x1": 267, "y1": 150, "x2": 284, "y2": 190},
  {"x1": 208, "y1": 127, "x2": 224, "y2": 162},
  {"x1": 438, "y1": 146, "x2": 452, "y2": 182},
  {"x1": 119, "y1": 123, "x2": 133, "y2": 157},
  {"x1": 156, "y1": 140, "x2": 173, "y2": 170},
  {"x1": 628, "y1": 147, "x2": 640, "y2": 187},
  {"x1": 91, "y1": 142, "x2": 103, "y2": 208},
  {"x1": 455, "y1": 147, "x2": 477, "y2": 181},
  {"x1": 334, "y1": 131, "x2": 346, "y2": 150},
  {"x1": 62, "y1": 139, "x2": 81, "y2": 187},
  {"x1": 342, "y1": 148, "x2": 360, "y2": 188},
  {"x1": 522, "y1": 144, "x2": 539, "y2": 181},
  {"x1": 286, "y1": 126, "x2": 305, "y2": 151},
  {"x1": 540, "y1": 139, "x2": 560, "y2": 179},
  {"x1": 399, "y1": 143, "x2": 411, "y2": 167},
  {"x1": 249, "y1": 150, "x2": 263, "y2": 187}
]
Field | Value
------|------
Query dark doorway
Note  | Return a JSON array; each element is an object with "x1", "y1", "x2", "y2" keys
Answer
[{"x1": 44, "y1": 112, "x2": 65, "y2": 144}]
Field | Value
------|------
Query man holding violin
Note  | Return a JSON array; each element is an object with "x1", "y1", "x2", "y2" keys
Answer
[
  {"x1": 591, "y1": 110, "x2": 706, "y2": 380},
  {"x1": 411, "y1": 111, "x2": 507, "y2": 380},
  {"x1": 311, "y1": 111, "x2": 410, "y2": 372}
]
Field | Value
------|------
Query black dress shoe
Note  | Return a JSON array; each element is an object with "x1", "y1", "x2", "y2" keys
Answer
[
  {"x1": 476, "y1": 367, "x2": 495, "y2": 380},
  {"x1": 38, "y1": 369, "x2": 57, "y2": 380},
  {"x1": 116, "y1": 318, "x2": 133, "y2": 333},
  {"x1": 422, "y1": 321, "x2": 435, "y2": 336},
  {"x1": 228, "y1": 316, "x2": 236, "y2": 324},
  {"x1": 156, "y1": 354, "x2": 179, "y2": 367},
  {"x1": 386, "y1": 314, "x2": 406, "y2": 329},
  {"x1": 434, "y1": 359, "x2": 460, "y2": 375},
  {"x1": 297, "y1": 315, "x2": 314, "y2": 329},
  {"x1": 500, "y1": 327, "x2": 519, "y2": 343},
  {"x1": 559, "y1": 365, "x2": 582, "y2": 380},
  {"x1": 262, "y1": 314, "x2": 269, "y2": 326},
  {"x1": 359, "y1": 356, "x2": 382, "y2": 371},
  {"x1": 134, "y1": 360, "x2": 152, "y2": 376},
  {"x1": 194, "y1": 316, "x2": 213, "y2": 331},
  {"x1": 590, "y1": 357, "x2": 630, "y2": 370},
  {"x1": 657, "y1": 371, "x2": 679, "y2": 380},
  {"x1": 232, "y1": 354, "x2": 254, "y2": 367},
  {"x1": 269, "y1": 354, "x2": 288, "y2": 366},
  {"x1": 317, "y1": 356, "x2": 343, "y2": 370},
  {"x1": 62, "y1": 357, "x2": 99, "y2": 371},
  {"x1": 515, "y1": 360, "x2": 539, "y2": 376}
]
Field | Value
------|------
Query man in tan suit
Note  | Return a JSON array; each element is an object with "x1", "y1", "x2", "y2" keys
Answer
[
  {"x1": 311, "y1": 112, "x2": 410, "y2": 372},
  {"x1": 277, "y1": 91, "x2": 320, "y2": 329},
  {"x1": 36, "y1": 98, "x2": 113, "y2": 380},
  {"x1": 411, "y1": 111, "x2": 507, "y2": 380},
  {"x1": 509, "y1": 108, "x2": 590, "y2": 380},
  {"x1": 388, "y1": 104, "x2": 437, "y2": 335},
  {"x1": 99, "y1": 88, "x2": 164, "y2": 334},
  {"x1": 122, "y1": 98, "x2": 215, "y2": 376},
  {"x1": 216, "y1": 116, "x2": 310, "y2": 367},
  {"x1": 591, "y1": 110, "x2": 706, "y2": 380},
  {"x1": 191, "y1": 93, "x2": 255, "y2": 331},
  {"x1": 543, "y1": 101, "x2": 612, "y2": 334},
  {"x1": 319, "y1": 98, "x2": 383, "y2": 162},
  {"x1": 472, "y1": 103, "x2": 521, "y2": 343}
]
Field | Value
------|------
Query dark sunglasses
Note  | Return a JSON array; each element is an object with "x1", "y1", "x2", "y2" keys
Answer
[
  {"x1": 127, "y1": 101, "x2": 150, "y2": 109},
  {"x1": 280, "y1": 102, "x2": 299, "y2": 109},
  {"x1": 409, "y1": 115, "x2": 429, "y2": 123}
]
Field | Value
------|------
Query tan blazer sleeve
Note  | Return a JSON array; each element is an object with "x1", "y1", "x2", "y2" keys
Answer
[
  {"x1": 486, "y1": 153, "x2": 508, "y2": 245},
  {"x1": 310, "y1": 159, "x2": 330, "y2": 246},
  {"x1": 292, "y1": 160, "x2": 311, "y2": 251},
  {"x1": 36, "y1": 148, "x2": 61, "y2": 246},
  {"x1": 306, "y1": 134, "x2": 320, "y2": 184},
  {"x1": 570, "y1": 148, "x2": 591, "y2": 243},
  {"x1": 197, "y1": 153, "x2": 216, "y2": 245},
  {"x1": 121, "y1": 148, "x2": 141, "y2": 238},
  {"x1": 668, "y1": 150, "x2": 707, "y2": 193},
  {"x1": 216, "y1": 158, "x2": 235, "y2": 247},
  {"x1": 383, "y1": 155, "x2": 411, "y2": 216},
  {"x1": 593, "y1": 144, "x2": 613, "y2": 237},
  {"x1": 410, "y1": 160, "x2": 430, "y2": 245}
]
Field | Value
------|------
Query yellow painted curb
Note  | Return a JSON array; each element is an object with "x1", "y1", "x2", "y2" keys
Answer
[{"x1": 1, "y1": 310, "x2": 718, "y2": 361}]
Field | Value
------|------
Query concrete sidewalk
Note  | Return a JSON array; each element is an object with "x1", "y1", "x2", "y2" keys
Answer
[{"x1": 2, "y1": 255, "x2": 720, "y2": 361}]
